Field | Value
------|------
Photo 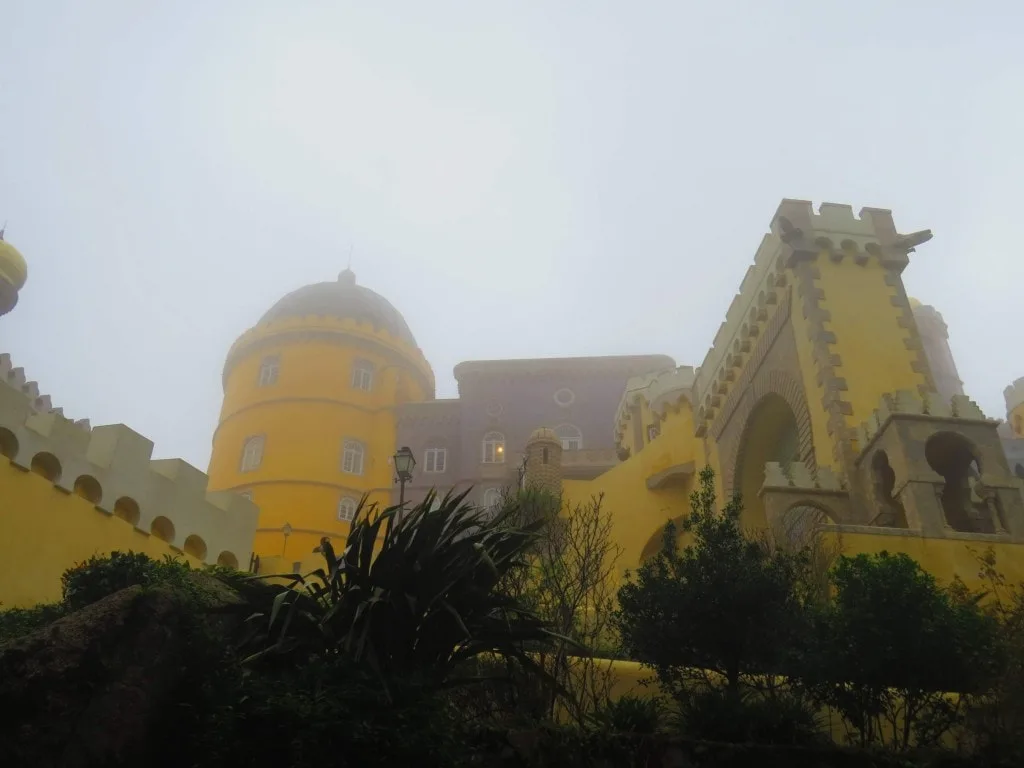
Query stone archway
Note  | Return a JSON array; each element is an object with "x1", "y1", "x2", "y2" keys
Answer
[
  {"x1": 732, "y1": 392, "x2": 806, "y2": 530},
  {"x1": 719, "y1": 368, "x2": 815, "y2": 497}
]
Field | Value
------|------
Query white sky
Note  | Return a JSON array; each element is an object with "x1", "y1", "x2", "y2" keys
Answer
[{"x1": 2, "y1": 1, "x2": 1022, "y2": 469}]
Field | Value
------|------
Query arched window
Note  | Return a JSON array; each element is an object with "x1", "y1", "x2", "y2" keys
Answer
[
  {"x1": 424, "y1": 447, "x2": 447, "y2": 473},
  {"x1": 482, "y1": 431, "x2": 505, "y2": 463},
  {"x1": 342, "y1": 440, "x2": 365, "y2": 475},
  {"x1": 257, "y1": 355, "x2": 280, "y2": 387},
  {"x1": 337, "y1": 496, "x2": 358, "y2": 522},
  {"x1": 482, "y1": 487, "x2": 502, "y2": 509},
  {"x1": 554, "y1": 424, "x2": 582, "y2": 450},
  {"x1": 351, "y1": 359, "x2": 374, "y2": 392},
  {"x1": 240, "y1": 435, "x2": 265, "y2": 472}
]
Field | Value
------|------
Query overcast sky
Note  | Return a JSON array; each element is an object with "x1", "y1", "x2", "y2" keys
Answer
[{"x1": 2, "y1": 1, "x2": 1022, "y2": 469}]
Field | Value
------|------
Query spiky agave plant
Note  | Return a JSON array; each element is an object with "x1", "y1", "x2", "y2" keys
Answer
[{"x1": 229, "y1": 489, "x2": 569, "y2": 694}]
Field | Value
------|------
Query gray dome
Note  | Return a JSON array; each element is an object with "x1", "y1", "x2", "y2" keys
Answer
[{"x1": 259, "y1": 269, "x2": 417, "y2": 347}]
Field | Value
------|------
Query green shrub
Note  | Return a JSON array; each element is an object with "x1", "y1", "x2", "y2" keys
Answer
[
  {"x1": 673, "y1": 688, "x2": 824, "y2": 746},
  {"x1": 0, "y1": 602, "x2": 66, "y2": 643},
  {"x1": 60, "y1": 550, "x2": 225, "y2": 612},
  {"x1": 588, "y1": 694, "x2": 664, "y2": 734}
]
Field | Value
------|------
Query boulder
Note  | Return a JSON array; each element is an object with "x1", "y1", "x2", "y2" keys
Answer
[{"x1": 0, "y1": 583, "x2": 235, "y2": 767}]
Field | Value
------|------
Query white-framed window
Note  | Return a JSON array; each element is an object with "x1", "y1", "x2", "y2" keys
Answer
[
  {"x1": 351, "y1": 359, "x2": 374, "y2": 391},
  {"x1": 482, "y1": 431, "x2": 505, "y2": 463},
  {"x1": 257, "y1": 355, "x2": 280, "y2": 387},
  {"x1": 424, "y1": 447, "x2": 447, "y2": 473},
  {"x1": 337, "y1": 496, "x2": 358, "y2": 522},
  {"x1": 341, "y1": 439, "x2": 365, "y2": 475},
  {"x1": 482, "y1": 487, "x2": 502, "y2": 509},
  {"x1": 238, "y1": 489, "x2": 254, "y2": 501},
  {"x1": 647, "y1": 425, "x2": 660, "y2": 442},
  {"x1": 555, "y1": 424, "x2": 582, "y2": 451},
  {"x1": 240, "y1": 435, "x2": 265, "y2": 472}
]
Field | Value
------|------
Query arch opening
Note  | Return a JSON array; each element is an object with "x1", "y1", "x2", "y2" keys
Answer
[
  {"x1": 925, "y1": 432, "x2": 997, "y2": 533},
  {"x1": 869, "y1": 451, "x2": 908, "y2": 528},
  {"x1": 183, "y1": 534, "x2": 208, "y2": 561},
  {"x1": 734, "y1": 393, "x2": 802, "y2": 529},
  {"x1": 114, "y1": 497, "x2": 141, "y2": 526},
  {"x1": 0, "y1": 427, "x2": 18, "y2": 460},
  {"x1": 73, "y1": 475, "x2": 103, "y2": 504},
  {"x1": 151, "y1": 515, "x2": 175, "y2": 543},
  {"x1": 216, "y1": 551, "x2": 240, "y2": 569},
  {"x1": 30, "y1": 452, "x2": 62, "y2": 482}
]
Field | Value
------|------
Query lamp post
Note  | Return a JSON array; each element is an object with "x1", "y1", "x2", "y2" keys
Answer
[
  {"x1": 391, "y1": 446, "x2": 416, "y2": 535},
  {"x1": 281, "y1": 522, "x2": 293, "y2": 557},
  {"x1": 393, "y1": 446, "x2": 416, "y2": 507}
]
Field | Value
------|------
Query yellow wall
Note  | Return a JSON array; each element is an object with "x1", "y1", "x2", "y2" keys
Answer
[
  {"x1": 825, "y1": 528, "x2": 1024, "y2": 589},
  {"x1": 0, "y1": 458, "x2": 201, "y2": 608},
  {"x1": 208, "y1": 316, "x2": 433, "y2": 568},
  {"x1": 814, "y1": 256, "x2": 929, "y2": 431}
]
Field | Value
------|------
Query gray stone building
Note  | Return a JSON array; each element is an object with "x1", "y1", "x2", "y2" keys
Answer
[{"x1": 393, "y1": 355, "x2": 674, "y2": 508}]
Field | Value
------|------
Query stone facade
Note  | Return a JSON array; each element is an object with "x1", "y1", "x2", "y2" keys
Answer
[{"x1": 394, "y1": 355, "x2": 674, "y2": 507}]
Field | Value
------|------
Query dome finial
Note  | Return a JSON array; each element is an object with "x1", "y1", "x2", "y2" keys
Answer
[{"x1": 338, "y1": 245, "x2": 356, "y2": 285}]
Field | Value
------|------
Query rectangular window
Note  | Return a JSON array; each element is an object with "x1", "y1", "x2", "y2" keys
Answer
[
  {"x1": 258, "y1": 356, "x2": 280, "y2": 387},
  {"x1": 342, "y1": 440, "x2": 364, "y2": 475},
  {"x1": 561, "y1": 437, "x2": 582, "y2": 450},
  {"x1": 351, "y1": 360, "x2": 374, "y2": 392},
  {"x1": 240, "y1": 436, "x2": 265, "y2": 472},
  {"x1": 337, "y1": 497, "x2": 357, "y2": 522},
  {"x1": 647, "y1": 425, "x2": 660, "y2": 442},
  {"x1": 238, "y1": 490, "x2": 254, "y2": 501},
  {"x1": 424, "y1": 447, "x2": 447, "y2": 473},
  {"x1": 292, "y1": 561, "x2": 302, "y2": 574}
]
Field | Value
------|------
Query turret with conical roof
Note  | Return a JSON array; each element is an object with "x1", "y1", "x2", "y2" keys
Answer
[{"x1": 207, "y1": 267, "x2": 435, "y2": 572}]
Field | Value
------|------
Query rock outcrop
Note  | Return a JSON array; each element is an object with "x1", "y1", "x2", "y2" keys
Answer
[{"x1": 0, "y1": 583, "x2": 235, "y2": 767}]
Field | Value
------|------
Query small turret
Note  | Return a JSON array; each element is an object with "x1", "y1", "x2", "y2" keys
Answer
[
  {"x1": 0, "y1": 227, "x2": 28, "y2": 316},
  {"x1": 523, "y1": 427, "x2": 562, "y2": 497}
]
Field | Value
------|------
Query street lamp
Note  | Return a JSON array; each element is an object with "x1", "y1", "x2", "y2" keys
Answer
[
  {"x1": 393, "y1": 446, "x2": 416, "y2": 508},
  {"x1": 281, "y1": 522, "x2": 293, "y2": 557}
]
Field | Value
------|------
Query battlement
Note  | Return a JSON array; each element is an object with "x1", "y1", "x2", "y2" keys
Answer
[
  {"x1": 225, "y1": 314, "x2": 435, "y2": 387},
  {"x1": 762, "y1": 461, "x2": 843, "y2": 492},
  {"x1": 693, "y1": 200, "x2": 930, "y2": 431},
  {"x1": 0, "y1": 368, "x2": 257, "y2": 569},
  {"x1": 857, "y1": 390, "x2": 991, "y2": 452},
  {"x1": 0, "y1": 353, "x2": 90, "y2": 428},
  {"x1": 1005, "y1": 378, "x2": 1024, "y2": 416},
  {"x1": 614, "y1": 365, "x2": 694, "y2": 446}
]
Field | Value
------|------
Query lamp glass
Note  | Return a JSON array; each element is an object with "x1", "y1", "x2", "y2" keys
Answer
[{"x1": 394, "y1": 446, "x2": 416, "y2": 477}]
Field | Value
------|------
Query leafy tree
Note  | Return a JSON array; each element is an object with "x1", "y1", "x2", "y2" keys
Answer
[
  {"x1": 810, "y1": 551, "x2": 1001, "y2": 749},
  {"x1": 614, "y1": 466, "x2": 809, "y2": 703},
  {"x1": 958, "y1": 547, "x2": 1024, "y2": 761}
]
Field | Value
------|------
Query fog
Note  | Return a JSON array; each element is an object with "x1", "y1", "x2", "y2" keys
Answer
[{"x1": 2, "y1": 1, "x2": 1022, "y2": 467}]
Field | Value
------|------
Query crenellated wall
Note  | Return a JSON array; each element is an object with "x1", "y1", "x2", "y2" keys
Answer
[{"x1": 0, "y1": 356, "x2": 258, "y2": 607}]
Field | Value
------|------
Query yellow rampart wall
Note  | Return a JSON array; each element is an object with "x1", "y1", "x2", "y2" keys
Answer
[
  {"x1": 0, "y1": 458, "x2": 206, "y2": 608},
  {"x1": 0, "y1": 356, "x2": 258, "y2": 607}
]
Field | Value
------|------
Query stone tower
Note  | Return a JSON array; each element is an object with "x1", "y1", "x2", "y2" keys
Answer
[
  {"x1": 1005, "y1": 378, "x2": 1024, "y2": 439},
  {"x1": 206, "y1": 269, "x2": 434, "y2": 571},
  {"x1": 523, "y1": 427, "x2": 563, "y2": 497},
  {"x1": 911, "y1": 301, "x2": 964, "y2": 404}
]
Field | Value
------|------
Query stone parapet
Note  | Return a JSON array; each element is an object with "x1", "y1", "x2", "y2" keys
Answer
[
  {"x1": 857, "y1": 390, "x2": 990, "y2": 454},
  {"x1": 0, "y1": 365, "x2": 257, "y2": 569}
]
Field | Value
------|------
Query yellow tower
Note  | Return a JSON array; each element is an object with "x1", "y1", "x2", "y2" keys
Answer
[
  {"x1": 207, "y1": 269, "x2": 434, "y2": 572},
  {"x1": 0, "y1": 227, "x2": 28, "y2": 316},
  {"x1": 1005, "y1": 378, "x2": 1024, "y2": 438}
]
